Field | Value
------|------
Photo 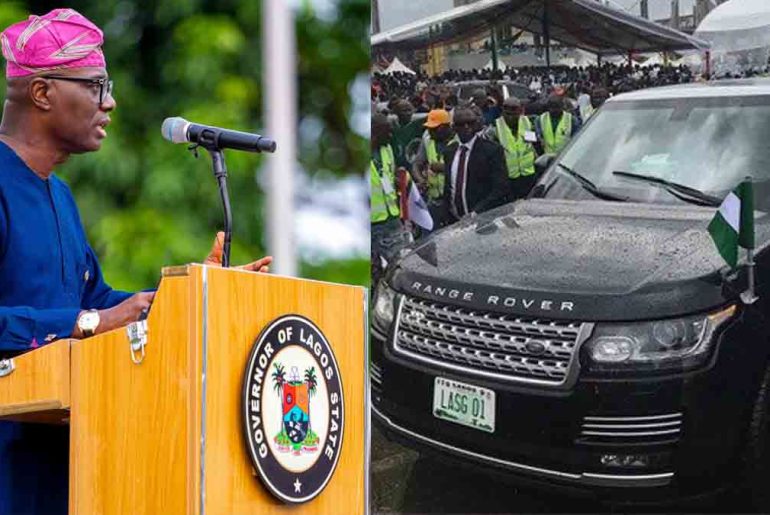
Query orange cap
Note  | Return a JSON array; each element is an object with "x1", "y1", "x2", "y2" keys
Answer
[{"x1": 423, "y1": 109, "x2": 451, "y2": 128}]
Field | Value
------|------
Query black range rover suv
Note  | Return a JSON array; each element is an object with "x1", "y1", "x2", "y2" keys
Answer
[{"x1": 371, "y1": 79, "x2": 770, "y2": 506}]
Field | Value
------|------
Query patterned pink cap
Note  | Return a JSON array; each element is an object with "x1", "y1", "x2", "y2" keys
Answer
[{"x1": 0, "y1": 8, "x2": 105, "y2": 78}]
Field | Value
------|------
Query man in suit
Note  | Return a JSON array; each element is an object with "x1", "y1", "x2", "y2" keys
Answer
[{"x1": 441, "y1": 107, "x2": 508, "y2": 226}]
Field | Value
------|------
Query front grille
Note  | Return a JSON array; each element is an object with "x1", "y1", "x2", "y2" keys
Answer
[
  {"x1": 577, "y1": 413, "x2": 683, "y2": 445},
  {"x1": 392, "y1": 295, "x2": 589, "y2": 387}
]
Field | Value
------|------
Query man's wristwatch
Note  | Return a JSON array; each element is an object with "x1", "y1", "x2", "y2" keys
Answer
[{"x1": 77, "y1": 309, "x2": 100, "y2": 337}]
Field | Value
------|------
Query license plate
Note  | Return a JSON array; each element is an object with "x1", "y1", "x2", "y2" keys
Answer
[{"x1": 433, "y1": 377, "x2": 495, "y2": 433}]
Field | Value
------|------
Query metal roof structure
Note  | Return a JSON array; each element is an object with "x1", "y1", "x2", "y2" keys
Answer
[{"x1": 372, "y1": 0, "x2": 710, "y2": 56}]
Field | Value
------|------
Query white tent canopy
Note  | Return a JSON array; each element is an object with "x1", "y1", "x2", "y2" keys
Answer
[
  {"x1": 680, "y1": 52, "x2": 703, "y2": 68},
  {"x1": 639, "y1": 53, "x2": 680, "y2": 67},
  {"x1": 696, "y1": 0, "x2": 770, "y2": 33},
  {"x1": 383, "y1": 57, "x2": 416, "y2": 75},
  {"x1": 694, "y1": 0, "x2": 770, "y2": 73}
]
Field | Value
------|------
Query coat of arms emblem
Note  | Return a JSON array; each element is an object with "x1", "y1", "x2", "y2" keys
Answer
[
  {"x1": 242, "y1": 315, "x2": 344, "y2": 504},
  {"x1": 272, "y1": 364, "x2": 320, "y2": 454}
]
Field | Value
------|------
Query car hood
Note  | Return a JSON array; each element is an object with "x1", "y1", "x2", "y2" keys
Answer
[{"x1": 390, "y1": 199, "x2": 768, "y2": 321}]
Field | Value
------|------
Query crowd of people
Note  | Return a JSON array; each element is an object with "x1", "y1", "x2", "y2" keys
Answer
[
  {"x1": 372, "y1": 62, "x2": 696, "y2": 108},
  {"x1": 369, "y1": 61, "x2": 704, "y2": 280}
]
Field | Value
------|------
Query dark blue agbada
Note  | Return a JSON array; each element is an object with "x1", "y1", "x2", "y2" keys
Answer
[{"x1": 0, "y1": 140, "x2": 132, "y2": 513}]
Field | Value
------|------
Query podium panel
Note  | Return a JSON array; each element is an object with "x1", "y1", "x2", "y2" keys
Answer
[
  {"x1": 0, "y1": 339, "x2": 70, "y2": 424},
  {"x1": 57, "y1": 264, "x2": 367, "y2": 514},
  {"x1": 69, "y1": 270, "x2": 197, "y2": 514},
  {"x1": 204, "y1": 267, "x2": 367, "y2": 514}
]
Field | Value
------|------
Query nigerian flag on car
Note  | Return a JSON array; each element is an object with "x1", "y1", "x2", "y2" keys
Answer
[{"x1": 708, "y1": 179, "x2": 755, "y2": 268}]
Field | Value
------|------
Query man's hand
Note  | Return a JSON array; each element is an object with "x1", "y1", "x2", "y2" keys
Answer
[
  {"x1": 429, "y1": 162, "x2": 445, "y2": 174},
  {"x1": 72, "y1": 291, "x2": 155, "y2": 339},
  {"x1": 203, "y1": 231, "x2": 273, "y2": 272}
]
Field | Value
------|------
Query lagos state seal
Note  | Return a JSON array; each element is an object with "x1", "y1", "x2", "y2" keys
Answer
[{"x1": 242, "y1": 315, "x2": 344, "y2": 504}]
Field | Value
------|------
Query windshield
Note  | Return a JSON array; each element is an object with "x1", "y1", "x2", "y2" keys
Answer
[{"x1": 539, "y1": 95, "x2": 770, "y2": 208}]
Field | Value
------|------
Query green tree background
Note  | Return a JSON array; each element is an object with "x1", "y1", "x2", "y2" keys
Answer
[{"x1": 0, "y1": 0, "x2": 370, "y2": 290}]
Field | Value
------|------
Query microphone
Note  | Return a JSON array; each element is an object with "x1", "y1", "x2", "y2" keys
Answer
[{"x1": 161, "y1": 117, "x2": 277, "y2": 153}]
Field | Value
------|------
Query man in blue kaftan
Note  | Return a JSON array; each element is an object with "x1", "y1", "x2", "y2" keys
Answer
[{"x1": 0, "y1": 9, "x2": 270, "y2": 513}]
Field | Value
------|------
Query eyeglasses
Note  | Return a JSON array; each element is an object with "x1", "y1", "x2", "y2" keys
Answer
[{"x1": 42, "y1": 76, "x2": 114, "y2": 105}]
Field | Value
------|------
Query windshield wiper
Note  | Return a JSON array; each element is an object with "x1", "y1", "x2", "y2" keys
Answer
[
  {"x1": 556, "y1": 163, "x2": 629, "y2": 202},
  {"x1": 612, "y1": 171, "x2": 722, "y2": 207}
]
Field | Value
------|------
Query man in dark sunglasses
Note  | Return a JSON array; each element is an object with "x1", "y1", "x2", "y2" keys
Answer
[{"x1": 439, "y1": 108, "x2": 507, "y2": 226}]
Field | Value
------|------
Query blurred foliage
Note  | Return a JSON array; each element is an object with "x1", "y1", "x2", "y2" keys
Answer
[
  {"x1": 0, "y1": 0, "x2": 369, "y2": 289},
  {"x1": 301, "y1": 257, "x2": 370, "y2": 287}
]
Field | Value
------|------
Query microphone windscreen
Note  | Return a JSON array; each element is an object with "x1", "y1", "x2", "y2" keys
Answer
[{"x1": 161, "y1": 117, "x2": 190, "y2": 144}]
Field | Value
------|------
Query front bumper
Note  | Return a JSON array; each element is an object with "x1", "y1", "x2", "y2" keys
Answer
[
  {"x1": 373, "y1": 404, "x2": 674, "y2": 489},
  {"x1": 370, "y1": 317, "x2": 761, "y2": 502}
]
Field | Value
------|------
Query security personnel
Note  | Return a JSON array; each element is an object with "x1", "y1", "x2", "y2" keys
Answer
[
  {"x1": 371, "y1": 113, "x2": 403, "y2": 267},
  {"x1": 537, "y1": 94, "x2": 579, "y2": 155},
  {"x1": 488, "y1": 97, "x2": 538, "y2": 200},
  {"x1": 413, "y1": 109, "x2": 458, "y2": 205}
]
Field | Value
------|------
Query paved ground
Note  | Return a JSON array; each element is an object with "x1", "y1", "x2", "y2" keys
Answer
[{"x1": 370, "y1": 424, "x2": 750, "y2": 514}]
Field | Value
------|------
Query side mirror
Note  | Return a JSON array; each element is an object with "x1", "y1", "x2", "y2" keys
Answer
[{"x1": 535, "y1": 154, "x2": 556, "y2": 174}]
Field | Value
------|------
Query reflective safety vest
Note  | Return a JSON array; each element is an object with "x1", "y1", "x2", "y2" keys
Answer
[
  {"x1": 370, "y1": 144, "x2": 400, "y2": 223},
  {"x1": 423, "y1": 131, "x2": 459, "y2": 201},
  {"x1": 495, "y1": 116, "x2": 536, "y2": 179},
  {"x1": 540, "y1": 111, "x2": 573, "y2": 155}
]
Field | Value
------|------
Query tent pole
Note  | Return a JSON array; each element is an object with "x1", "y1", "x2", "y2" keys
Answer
[
  {"x1": 490, "y1": 26, "x2": 498, "y2": 73},
  {"x1": 428, "y1": 25, "x2": 434, "y2": 75},
  {"x1": 705, "y1": 50, "x2": 711, "y2": 79},
  {"x1": 543, "y1": 0, "x2": 551, "y2": 69}
]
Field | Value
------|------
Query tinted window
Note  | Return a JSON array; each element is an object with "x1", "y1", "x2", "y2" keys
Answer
[{"x1": 540, "y1": 95, "x2": 770, "y2": 207}]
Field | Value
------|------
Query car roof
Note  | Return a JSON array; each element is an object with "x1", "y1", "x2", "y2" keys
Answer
[{"x1": 608, "y1": 78, "x2": 770, "y2": 102}]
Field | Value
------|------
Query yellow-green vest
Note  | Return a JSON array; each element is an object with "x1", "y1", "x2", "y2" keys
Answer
[
  {"x1": 370, "y1": 144, "x2": 400, "y2": 223},
  {"x1": 540, "y1": 111, "x2": 573, "y2": 155},
  {"x1": 423, "y1": 132, "x2": 459, "y2": 201},
  {"x1": 495, "y1": 116, "x2": 536, "y2": 179}
]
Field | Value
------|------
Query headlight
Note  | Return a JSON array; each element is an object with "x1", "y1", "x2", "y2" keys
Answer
[
  {"x1": 373, "y1": 282, "x2": 397, "y2": 331},
  {"x1": 583, "y1": 305, "x2": 736, "y2": 374}
]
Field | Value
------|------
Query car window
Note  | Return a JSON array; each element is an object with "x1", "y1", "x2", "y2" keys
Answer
[{"x1": 540, "y1": 95, "x2": 770, "y2": 207}]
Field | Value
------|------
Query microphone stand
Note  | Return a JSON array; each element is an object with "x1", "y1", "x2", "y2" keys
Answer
[{"x1": 190, "y1": 129, "x2": 233, "y2": 268}]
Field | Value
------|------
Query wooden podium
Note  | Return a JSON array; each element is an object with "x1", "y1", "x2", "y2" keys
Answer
[{"x1": 0, "y1": 265, "x2": 368, "y2": 514}]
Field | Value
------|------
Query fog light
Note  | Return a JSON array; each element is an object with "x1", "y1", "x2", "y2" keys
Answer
[{"x1": 600, "y1": 454, "x2": 651, "y2": 468}]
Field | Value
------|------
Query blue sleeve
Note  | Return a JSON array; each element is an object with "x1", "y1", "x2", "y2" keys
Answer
[
  {"x1": 3, "y1": 197, "x2": 77, "y2": 350},
  {"x1": 0, "y1": 306, "x2": 81, "y2": 351},
  {"x1": 0, "y1": 193, "x2": 81, "y2": 350},
  {"x1": 0, "y1": 192, "x2": 5, "y2": 260},
  {"x1": 81, "y1": 245, "x2": 132, "y2": 310}
]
